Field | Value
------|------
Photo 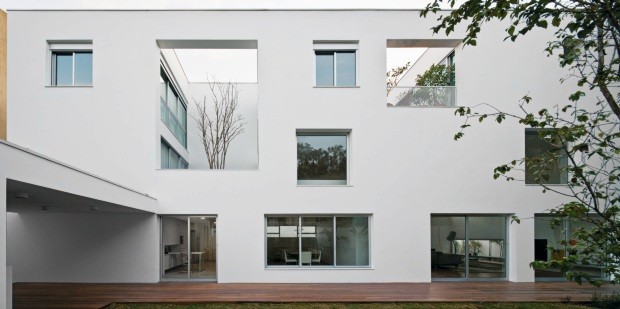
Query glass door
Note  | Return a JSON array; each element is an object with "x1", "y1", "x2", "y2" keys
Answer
[
  {"x1": 161, "y1": 215, "x2": 217, "y2": 281},
  {"x1": 431, "y1": 215, "x2": 507, "y2": 281}
]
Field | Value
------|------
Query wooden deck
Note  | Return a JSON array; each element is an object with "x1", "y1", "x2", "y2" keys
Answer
[{"x1": 12, "y1": 282, "x2": 620, "y2": 309}]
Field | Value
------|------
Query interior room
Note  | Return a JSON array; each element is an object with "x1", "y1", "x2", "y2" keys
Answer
[
  {"x1": 161, "y1": 216, "x2": 216, "y2": 281},
  {"x1": 534, "y1": 214, "x2": 605, "y2": 280}
]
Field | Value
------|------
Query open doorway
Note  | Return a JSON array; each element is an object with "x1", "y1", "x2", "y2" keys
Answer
[{"x1": 161, "y1": 215, "x2": 217, "y2": 281}]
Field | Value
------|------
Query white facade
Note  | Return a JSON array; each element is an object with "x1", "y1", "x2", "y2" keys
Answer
[{"x1": 0, "y1": 8, "x2": 583, "y2": 307}]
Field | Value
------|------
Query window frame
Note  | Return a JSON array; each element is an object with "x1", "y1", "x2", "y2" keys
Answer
[
  {"x1": 524, "y1": 129, "x2": 569, "y2": 185},
  {"x1": 48, "y1": 42, "x2": 93, "y2": 87},
  {"x1": 160, "y1": 138, "x2": 188, "y2": 170},
  {"x1": 160, "y1": 64, "x2": 188, "y2": 148},
  {"x1": 264, "y1": 214, "x2": 372, "y2": 269},
  {"x1": 296, "y1": 129, "x2": 351, "y2": 186},
  {"x1": 313, "y1": 42, "x2": 359, "y2": 87}
]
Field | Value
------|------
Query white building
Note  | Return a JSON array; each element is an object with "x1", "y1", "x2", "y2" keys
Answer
[{"x1": 0, "y1": 8, "x2": 604, "y2": 307}]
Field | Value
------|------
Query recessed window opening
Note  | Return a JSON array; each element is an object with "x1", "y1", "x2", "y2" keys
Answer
[
  {"x1": 157, "y1": 40, "x2": 259, "y2": 170},
  {"x1": 386, "y1": 39, "x2": 458, "y2": 107}
]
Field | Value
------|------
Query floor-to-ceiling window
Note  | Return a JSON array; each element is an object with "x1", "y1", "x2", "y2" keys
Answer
[
  {"x1": 266, "y1": 215, "x2": 369, "y2": 267},
  {"x1": 534, "y1": 214, "x2": 606, "y2": 281},
  {"x1": 161, "y1": 215, "x2": 216, "y2": 281},
  {"x1": 431, "y1": 215, "x2": 507, "y2": 281}
]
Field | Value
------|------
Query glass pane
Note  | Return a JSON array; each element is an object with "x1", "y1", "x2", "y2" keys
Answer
[
  {"x1": 301, "y1": 217, "x2": 334, "y2": 266},
  {"x1": 297, "y1": 134, "x2": 347, "y2": 185},
  {"x1": 525, "y1": 130, "x2": 568, "y2": 184},
  {"x1": 161, "y1": 216, "x2": 189, "y2": 279},
  {"x1": 336, "y1": 217, "x2": 369, "y2": 266},
  {"x1": 266, "y1": 216, "x2": 300, "y2": 266},
  {"x1": 169, "y1": 150, "x2": 180, "y2": 169},
  {"x1": 167, "y1": 84, "x2": 177, "y2": 113},
  {"x1": 160, "y1": 143, "x2": 169, "y2": 169},
  {"x1": 74, "y1": 52, "x2": 92, "y2": 86},
  {"x1": 335, "y1": 51, "x2": 356, "y2": 86},
  {"x1": 568, "y1": 217, "x2": 606, "y2": 279},
  {"x1": 54, "y1": 53, "x2": 73, "y2": 86},
  {"x1": 467, "y1": 216, "x2": 506, "y2": 279},
  {"x1": 315, "y1": 52, "x2": 334, "y2": 86},
  {"x1": 189, "y1": 216, "x2": 217, "y2": 280},
  {"x1": 534, "y1": 215, "x2": 566, "y2": 278},
  {"x1": 431, "y1": 216, "x2": 466, "y2": 279},
  {"x1": 160, "y1": 75, "x2": 167, "y2": 102}
]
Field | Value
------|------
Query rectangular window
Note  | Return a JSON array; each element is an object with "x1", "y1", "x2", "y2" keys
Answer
[
  {"x1": 160, "y1": 67, "x2": 188, "y2": 148},
  {"x1": 266, "y1": 215, "x2": 370, "y2": 268},
  {"x1": 297, "y1": 131, "x2": 348, "y2": 185},
  {"x1": 161, "y1": 139, "x2": 188, "y2": 170},
  {"x1": 315, "y1": 51, "x2": 356, "y2": 87},
  {"x1": 51, "y1": 51, "x2": 92, "y2": 86},
  {"x1": 314, "y1": 43, "x2": 357, "y2": 87},
  {"x1": 525, "y1": 129, "x2": 568, "y2": 184}
]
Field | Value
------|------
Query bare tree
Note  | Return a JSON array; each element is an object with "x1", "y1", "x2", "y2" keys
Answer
[{"x1": 193, "y1": 80, "x2": 245, "y2": 169}]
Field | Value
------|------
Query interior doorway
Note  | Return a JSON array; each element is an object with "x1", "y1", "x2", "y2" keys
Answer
[{"x1": 161, "y1": 215, "x2": 217, "y2": 281}]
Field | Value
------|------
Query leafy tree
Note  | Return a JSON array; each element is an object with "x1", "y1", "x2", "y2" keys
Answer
[
  {"x1": 386, "y1": 61, "x2": 411, "y2": 97},
  {"x1": 421, "y1": 0, "x2": 619, "y2": 285},
  {"x1": 416, "y1": 63, "x2": 455, "y2": 86}
]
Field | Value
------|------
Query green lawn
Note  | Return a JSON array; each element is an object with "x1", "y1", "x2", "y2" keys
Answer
[{"x1": 106, "y1": 303, "x2": 592, "y2": 309}]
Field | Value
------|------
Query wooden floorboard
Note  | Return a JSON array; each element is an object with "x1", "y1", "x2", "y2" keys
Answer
[{"x1": 12, "y1": 282, "x2": 620, "y2": 309}]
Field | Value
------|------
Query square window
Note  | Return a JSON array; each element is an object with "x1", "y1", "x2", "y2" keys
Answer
[
  {"x1": 314, "y1": 43, "x2": 357, "y2": 87},
  {"x1": 315, "y1": 51, "x2": 356, "y2": 87},
  {"x1": 297, "y1": 131, "x2": 348, "y2": 185},
  {"x1": 51, "y1": 51, "x2": 92, "y2": 86},
  {"x1": 525, "y1": 129, "x2": 568, "y2": 184}
]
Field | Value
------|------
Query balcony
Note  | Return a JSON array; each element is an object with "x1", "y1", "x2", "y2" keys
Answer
[
  {"x1": 388, "y1": 86, "x2": 456, "y2": 107},
  {"x1": 160, "y1": 98, "x2": 187, "y2": 147}
]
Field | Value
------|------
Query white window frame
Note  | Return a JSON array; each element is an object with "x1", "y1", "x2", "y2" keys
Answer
[
  {"x1": 313, "y1": 41, "x2": 359, "y2": 87},
  {"x1": 296, "y1": 129, "x2": 352, "y2": 186},
  {"x1": 47, "y1": 41, "x2": 93, "y2": 86},
  {"x1": 264, "y1": 214, "x2": 372, "y2": 269}
]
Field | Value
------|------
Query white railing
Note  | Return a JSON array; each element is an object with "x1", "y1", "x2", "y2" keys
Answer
[
  {"x1": 387, "y1": 86, "x2": 457, "y2": 107},
  {"x1": 160, "y1": 99, "x2": 187, "y2": 147}
]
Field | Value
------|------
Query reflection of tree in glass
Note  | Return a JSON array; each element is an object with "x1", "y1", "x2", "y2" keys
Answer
[{"x1": 297, "y1": 143, "x2": 346, "y2": 180}]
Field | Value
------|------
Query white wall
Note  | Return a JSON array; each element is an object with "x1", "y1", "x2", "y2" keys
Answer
[
  {"x1": 6, "y1": 10, "x2": 584, "y2": 284},
  {"x1": 7, "y1": 212, "x2": 159, "y2": 282}
]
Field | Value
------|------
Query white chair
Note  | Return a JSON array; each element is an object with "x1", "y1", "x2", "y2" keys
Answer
[
  {"x1": 301, "y1": 251, "x2": 312, "y2": 265},
  {"x1": 282, "y1": 249, "x2": 297, "y2": 265},
  {"x1": 311, "y1": 250, "x2": 321, "y2": 265}
]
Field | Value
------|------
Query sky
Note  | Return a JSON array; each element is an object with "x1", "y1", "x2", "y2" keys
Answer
[{"x1": 0, "y1": 0, "x2": 456, "y2": 10}]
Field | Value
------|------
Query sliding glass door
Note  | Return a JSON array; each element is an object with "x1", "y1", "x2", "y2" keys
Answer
[
  {"x1": 431, "y1": 215, "x2": 507, "y2": 281},
  {"x1": 161, "y1": 215, "x2": 217, "y2": 281}
]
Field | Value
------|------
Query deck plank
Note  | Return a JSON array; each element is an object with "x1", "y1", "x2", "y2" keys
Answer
[{"x1": 12, "y1": 282, "x2": 620, "y2": 308}]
